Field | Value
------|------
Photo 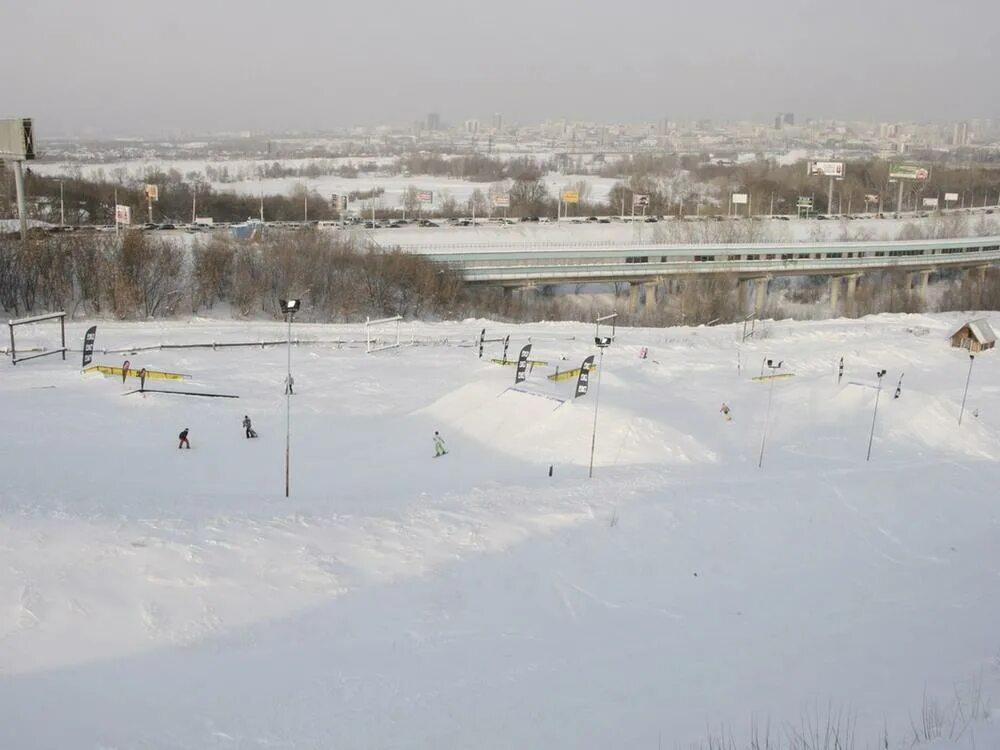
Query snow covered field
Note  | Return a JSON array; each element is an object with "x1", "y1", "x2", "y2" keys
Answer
[
  {"x1": 2, "y1": 314, "x2": 1000, "y2": 749},
  {"x1": 27, "y1": 158, "x2": 621, "y2": 208}
]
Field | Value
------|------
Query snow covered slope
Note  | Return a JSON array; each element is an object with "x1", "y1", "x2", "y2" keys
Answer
[{"x1": 1, "y1": 314, "x2": 999, "y2": 749}]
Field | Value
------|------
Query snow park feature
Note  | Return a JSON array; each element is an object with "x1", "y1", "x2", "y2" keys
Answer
[
  {"x1": 365, "y1": 314, "x2": 403, "y2": 354},
  {"x1": 7, "y1": 311, "x2": 66, "y2": 365},
  {"x1": 1, "y1": 314, "x2": 1000, "y2": 749}
]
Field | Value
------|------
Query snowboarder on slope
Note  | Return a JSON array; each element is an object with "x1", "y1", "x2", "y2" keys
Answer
[
  {"x1": 243, "y1": 415, "x2": 257, "y2": 439},
  {"x1": 122, "y1": 359, "x2": 131, "y2": 384},
  {"x1": 139, "y1": 367, "x2": 148, "y2": 392},
  {"x1": 433, "y1": 431, "x2": 447, "y2": 457},
  {"x1": 284, "y1": 374, "x2": 294, "y2": 395},
  {"x1": 178, "y1": 428, "x2": 190, "y2": 449},
  {"x1": 720, "y1": 402, "x2": 732, "y2": 421}
]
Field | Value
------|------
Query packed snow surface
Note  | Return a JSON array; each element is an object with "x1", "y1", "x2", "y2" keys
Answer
[{"x1": 1, "y1": 313, "x2": 999, "y2": 749}]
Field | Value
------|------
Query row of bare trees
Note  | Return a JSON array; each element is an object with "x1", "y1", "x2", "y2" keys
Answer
[{"x1": 0, "y1": 231, "x2": 468, "y2": 322}]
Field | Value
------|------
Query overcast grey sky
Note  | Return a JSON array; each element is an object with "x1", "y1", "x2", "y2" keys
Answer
[{"x1": 3, "y1": 0, "x2": 998, "y2": 135}]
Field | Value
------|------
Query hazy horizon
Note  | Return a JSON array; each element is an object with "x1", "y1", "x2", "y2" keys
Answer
[{"x1": 4, "y1": 0, "x2": 999, "y2": 137}]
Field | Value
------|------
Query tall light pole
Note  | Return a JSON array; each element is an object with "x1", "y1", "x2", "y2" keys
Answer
[
  {"x1": 758, "y1": 358, "x2": 783, "y2": 468},
  {"x1": 959, "y1": 353, "x2": 975, "y2": 425},
  {"x1": 866, "y1": 369, "x2": 887, "y2": 462},
  {"x1": 588, "y1": 312, "x2": 617, "y2": 479},
  {"x1": 280, "y1": 298, "x2": 300, "y2": 497}
]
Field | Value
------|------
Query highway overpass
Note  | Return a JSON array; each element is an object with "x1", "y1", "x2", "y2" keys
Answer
[{"x1": 399, "y1": 235, "x2": 1000, "y2": 314}]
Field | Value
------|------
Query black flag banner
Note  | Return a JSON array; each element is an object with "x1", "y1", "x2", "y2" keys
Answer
[
  {"x1": 515, "y1": 344, "x2": 532, "y2": 384},
  {"x1": 81, "y1": 325, "x2": 97, "y2": 367},
  {"x1": 574, "y1": 355, "x2": 595, "y2": 398}
]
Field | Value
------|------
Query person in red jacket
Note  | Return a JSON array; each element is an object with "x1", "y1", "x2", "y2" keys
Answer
[{"x1": 178, "y1": 428, "x2": 190, "y2": 449}]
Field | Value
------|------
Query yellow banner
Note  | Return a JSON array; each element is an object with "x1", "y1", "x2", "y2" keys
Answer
[
  {"x1": 84, "y1": 365, "x2": 187, "y2": 381},
  {"x1": 548, "y1": 364, "x2": 597, "y2": 382},
  {"x1": 561, "y1": 191, "x2": 579, "y2": 204}
]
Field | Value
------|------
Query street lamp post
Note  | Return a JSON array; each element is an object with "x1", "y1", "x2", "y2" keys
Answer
[
  {"x1": 758, "y1": 359, "x2": 783, "y2": 468},
  {"x1": 280, "y1": 298, "x2": 301, "y2": 497},
  {"x1": 866, "y1": 369, "x2": 887, "y2": 462},
  {"x1": 959, "y1": 353, "x2": 975, "y2": 425}
]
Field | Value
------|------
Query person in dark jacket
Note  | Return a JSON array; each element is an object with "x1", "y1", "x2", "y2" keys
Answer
[
  {"x1": 242, "y1": 415, "x2": 257, "y2": 438},
  {"x1": 178, "y1": 428, "x2": 190, "y2": 449}
]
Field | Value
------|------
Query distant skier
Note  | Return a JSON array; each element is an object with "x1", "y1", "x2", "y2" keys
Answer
[
  {"x1": 243, "y1": 415, "x2": 257, "y2": 439},
  {"x1": 285, "y1": 374, "x2": 294, "y2": 395},
  {"x1": 178, "y1": 428, "x2": 190, "y2": 449},
  {"x1": 122, "y1": 359, "x2": 131, "y2": 384},
  {"x1": 139, "y1": 367, "x2": 148, "y2": 392},
  {"x1": 720, "y1": 402, "x2": 732, "y2": 421},
  {"x1": 433, "y1": 431, "x2": 448, "y2": 457}
]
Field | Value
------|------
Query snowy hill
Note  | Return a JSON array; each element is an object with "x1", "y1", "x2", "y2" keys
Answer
[{"x1": 1, "y1": 314, "x2": 999, "y2": 749}]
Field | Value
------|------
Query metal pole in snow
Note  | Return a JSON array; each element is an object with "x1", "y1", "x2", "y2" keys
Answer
[
  {"x1": 867, "y1": 370, "x2": 886, "y2": 461},
  {"x1": 959, "y1": 354, "x2": 975, "y2": 425},
  {"x1": 588, "y1": 347, "x2": 606, "y2": 479}
]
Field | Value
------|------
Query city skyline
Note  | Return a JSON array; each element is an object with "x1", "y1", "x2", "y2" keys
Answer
[{"x1": 3, "y1": 0, "x2": 999, "y2": 136}]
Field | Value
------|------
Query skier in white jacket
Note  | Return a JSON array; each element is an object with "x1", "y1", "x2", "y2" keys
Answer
[{"x1": 433, "y1": 431, "x2": 447, "y2": 457}]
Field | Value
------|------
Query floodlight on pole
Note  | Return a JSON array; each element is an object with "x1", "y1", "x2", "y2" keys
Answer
[
  {"x1": 588, "y1": 312, "x2": 617, "y2": 479},
  {"x1": 866, "y1": 369, "x2": 887, "y2": 462},
  {"x1": 280, "y1": 298, "x2": 300, "y2": 498},
  {"x1": 958, "y1": 353, "x2": 975, "y2": 426},
  {"x1": 757, "y1": 358, "x2": 783, "y2": 468}
]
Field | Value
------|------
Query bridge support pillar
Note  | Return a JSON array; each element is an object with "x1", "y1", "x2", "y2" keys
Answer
[
  {"x1": 628, "y1": 283, "x2": 641, "y2": 314},
  {"x1": 919, "y1": 270, "x2": 931, "y2": 298},
  {"x1": 644, "y1": 282, "x2": 658, "y2": 312},
  {"x1": 754, "y1": 277, "x2": 768, "y2": 316},
  {"x1": 738, "y1": 278, "x2": 753, "y2": 314},
  {"x1": 830, "y1": 276, "x2": 842, "y2": 315},
  {"x1": 845, "y1": 274, "x2": 861, "y2": 316},
  {"x1": 905, "y1": 272, "x2": 915, "y2": 291}
]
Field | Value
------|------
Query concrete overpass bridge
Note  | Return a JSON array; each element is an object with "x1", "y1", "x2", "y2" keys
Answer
[{"x1": 405, "y1": 235, "x2": 1000, "y2": 314}]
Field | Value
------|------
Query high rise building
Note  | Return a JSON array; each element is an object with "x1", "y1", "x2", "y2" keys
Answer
[
  {"x1": 492, "y1": 113, "x2": 503, "y2": 132},
  {"x1": 953, "y1": 121, "x2": 969, "y2": 146},
  {"x1": 426, "y1": 112, "x2": 441, "y2": 131},
  {"x1": 464, "y1": 119, "x2": 480, "y2": 134},
  {"x1": 774, "y1": 113, "x2": 783, "y2": 130},
  {"x1": 783, "y1": 112, "x2": 795, "y2": 126}
]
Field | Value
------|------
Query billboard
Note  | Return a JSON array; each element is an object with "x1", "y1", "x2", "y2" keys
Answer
[
  {"x1": 145, "y1": 184, "x2": 159, "y2": 201},
  {"x1": 0, "y1": 118, "x2": 34, "y2": 159},
  {"x1": 922, "y1": 197, "x2": 939, "y2": 208},
  {"x1": 115, "y1": 205, "x2": 131, "y2": 225},
  {"x1": 944, "y1": 192, "x2": 959, "y2": 202},
  {"x1": 808, "y1": 161, "x2": 845, "y2": 177},
  {"x1": 731, "y1": 193, "x2": 748, "y2": 205},
  {"x1": 417, "y1": 190, "x2": 433, "y2": 203},
  {"x1": 889, "y1": 163, "x2": 930, "y2": 181},
  {"x1": 796, "y1": 196, "x2": 814, "y2": 208},
  {"x1": 493, "y1": 194, "x2": 510, "y2": 208},
  {"x1": 864, "y1": 194, "x2": 879, "y2": 203},
  {"x1": 561, "y1": 191, "x2": 580, "y2": 204},
  {"x1": 632, "y1": 193, "x2": 650, "y2": 207}
]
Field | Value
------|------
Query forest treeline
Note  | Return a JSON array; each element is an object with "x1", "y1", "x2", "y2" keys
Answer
[{"x1": 0, "y1": 230, "x2": 468, "y2": 322}]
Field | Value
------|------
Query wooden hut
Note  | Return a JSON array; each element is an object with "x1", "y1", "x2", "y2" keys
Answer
[{"x1": 950, "y1": 319, "x2": 996, "y2": 352}]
